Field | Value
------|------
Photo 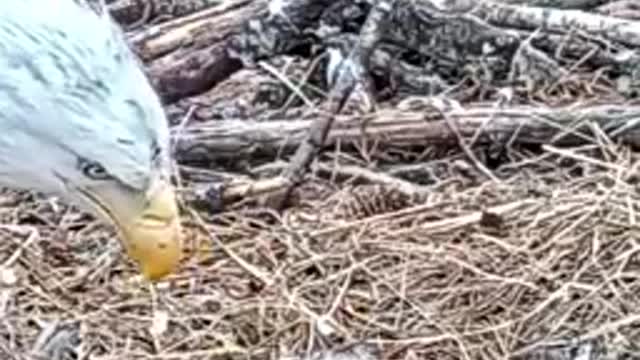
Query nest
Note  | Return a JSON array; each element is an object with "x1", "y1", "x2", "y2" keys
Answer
[
  {"x1": 4, "y1": 0, "x2": 640, "y2": 359},
  {"x1": 2, "y1": 142, "x2": 640, "y2": 359}
]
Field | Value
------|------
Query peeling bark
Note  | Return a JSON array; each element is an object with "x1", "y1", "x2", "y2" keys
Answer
[{"x1": 172, "y1": 102, "x2": 640, "y2": 163}]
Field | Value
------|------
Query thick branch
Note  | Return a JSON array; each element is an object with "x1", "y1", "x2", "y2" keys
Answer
[
  {"x1": 107, "y1": 0, "x2": 216, "y2": 29},
  {"x1": 127, "y1": 0, "x2": 266, "y2": 103},
  {"x1": 172, "y1": 103, "x2": 640, "y2": 163},
  {"x1": 473, "y1": 1, "x2": 640, "y2": 47}
]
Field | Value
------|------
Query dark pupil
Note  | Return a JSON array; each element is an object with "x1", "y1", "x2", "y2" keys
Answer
[
  {"x1": 80, "y1": 159, "x2": 108, "y2": 180},
  {"x1": 87, "y1": 164, "x2": 106, "y2": 177}
]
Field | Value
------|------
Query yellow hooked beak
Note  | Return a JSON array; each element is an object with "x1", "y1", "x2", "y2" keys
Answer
[
  {"x1": 117, "y1": 184, "x2": 182, "y2": 280},
  {"x1": 78, "y1": 181, "x2": 183, "y2": 281}
]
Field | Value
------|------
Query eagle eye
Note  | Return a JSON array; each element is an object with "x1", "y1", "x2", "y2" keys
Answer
[{"x1": 78, "y1": 158, "x2": 111, "y2": 180}]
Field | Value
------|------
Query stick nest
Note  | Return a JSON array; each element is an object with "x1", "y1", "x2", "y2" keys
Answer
[
  {"x1": 1, "y1": 141, "x2": 639, "y2": 359},
  {"x1": 3, "y1": 0, "x2": 640, "y2": 359}
]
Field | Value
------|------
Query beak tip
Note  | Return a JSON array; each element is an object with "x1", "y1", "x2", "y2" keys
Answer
[
  {"x1": 83, "y1": 180, "x2": 184, "y2": 281},
  {"x1": 121, "y1": 186, "x2": 184, "y2": 282},
  {"x1": 133, "y1": 220, "x2": 183, "y2": 282}
]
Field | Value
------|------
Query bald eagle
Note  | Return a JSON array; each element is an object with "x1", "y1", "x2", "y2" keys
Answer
[{"x1": 0, "y1": 0, "x2": 183, "y2": 280}]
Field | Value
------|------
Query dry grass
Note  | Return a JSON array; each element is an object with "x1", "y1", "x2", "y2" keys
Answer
[{"x1": 0, "y1": 135, "x2": 640, "y2": 359}]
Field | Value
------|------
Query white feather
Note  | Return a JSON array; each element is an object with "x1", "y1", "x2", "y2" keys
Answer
[{"x1": 0, "y1": 0, "x2": 170, "y2": 196}]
